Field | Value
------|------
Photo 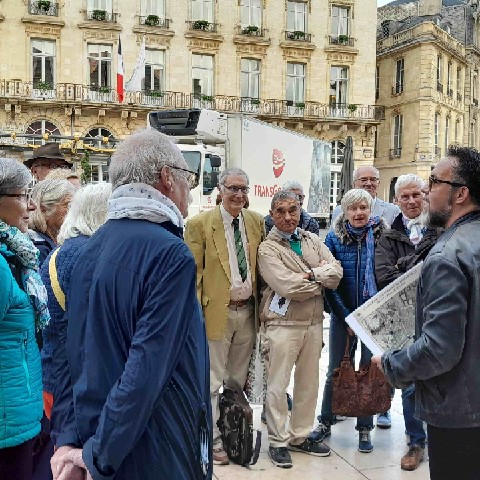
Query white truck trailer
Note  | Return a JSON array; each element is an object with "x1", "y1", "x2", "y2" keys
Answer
[{"x1": 148, "y1": 109, "x2": 332, "y2": 225}]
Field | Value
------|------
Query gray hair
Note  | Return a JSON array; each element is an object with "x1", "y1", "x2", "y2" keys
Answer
[
  {"x1": 282, "y1": 180, "x2": 304, "y2": 193},
  {"x1": 0, "y1": 157, "x2": 32, "y2": 193},
  {"x1": 218, "y1": 167, "x2": 249, "y2": 186},
  {"x1": 353, "y1": 165, "x2": 380, "y2": 182},
  {"x1": 29, "y1": 179, "x2": 76, "y2": 233},
  {"x1": 341, "y1": 188, "x2": 373, "y2": 214},
  {"x1": 271, "y1": 190, "x2": 299, "y2": 210},
  {"x1": 57, "y1": 183, "x2": 112, "y2": 245},
  {"x1": 108, "y1": 128, "x2": 188, "y2": 190},
  {"x1": 45, "y1": 168, "x2": 80, "y2": 182},
  {"x1": 394, "y1": 174, "x2": 424, "y2": 196}
]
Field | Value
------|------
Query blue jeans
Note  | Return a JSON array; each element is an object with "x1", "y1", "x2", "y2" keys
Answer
[
  {"x1": 319, "y1": 315, "x2": 373, "y2": 430},
  {"x1": 401, "y1": 383, "x2": 426, "y2": 447}
]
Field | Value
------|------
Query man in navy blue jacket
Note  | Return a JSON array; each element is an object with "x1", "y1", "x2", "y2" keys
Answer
[{"x1": 50, "y1": 129, "x2": 212, "y2": 480}]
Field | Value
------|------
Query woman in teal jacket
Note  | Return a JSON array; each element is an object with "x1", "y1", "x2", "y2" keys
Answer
[{"x1": 0, "y1": 158, "x2": 50, "y2": 480}]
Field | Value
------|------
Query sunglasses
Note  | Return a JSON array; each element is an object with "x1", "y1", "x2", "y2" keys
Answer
[{"x1": 428, "y1": 175, "x2": 465, "y2": 190}]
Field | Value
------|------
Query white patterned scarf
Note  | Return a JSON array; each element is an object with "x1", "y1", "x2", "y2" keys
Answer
[
  {"x1": 0, "y1": 221, "x2": 50, "y2": 331},
  {"x1": 107, "y1": 183, "x2": 184, "y2": 228}
]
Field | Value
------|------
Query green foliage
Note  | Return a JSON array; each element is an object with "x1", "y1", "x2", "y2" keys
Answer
[
  {"x1": 201, "y1": 95, "x2": 214, "y2": 101},
  {"x1": 192, "y1": 20, "x2": 209, "y2": 30},
  {"x1": 37, "y1": 0, "x2": 51, "y2": 12},
  {"x1": 348, "y1": 104, "x2": 358, "y2": 112},
  {"x1": 34, "y1": 81, "x2": 53, "y2": 91},
  {"x1": 242, "y1": 25, "x2": 259, "y2": 34},
  {"x1": 80, "y1": 150, "x2": 91, "y2": 184},
  {"x1": 145, "y1": 14, "x2": 159, "y2": 26},
  {"x1": 92, "y1": 9, "x2": 107, "y2": 21}
]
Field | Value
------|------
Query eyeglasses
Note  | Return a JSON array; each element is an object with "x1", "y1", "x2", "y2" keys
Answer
[
  {"x1": 222, "y1": 185, "x2": 250, "y2": 195},
  {"x1": 0, "y1": 190, "x2": 33, "y2": 204},
  {"x1": 428, "y1": 175, "x2": 466, "y2": 190},
  {"x1": 356, "y1": 177, "x2": 379, "y2": 184},
  {"x1": 168, "y1": 165, "x2": 199, "y2": 190}
]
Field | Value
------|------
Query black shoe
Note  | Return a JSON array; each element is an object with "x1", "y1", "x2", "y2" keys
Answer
[
  {"x1": 309, "y1": 422, "x2": 331, "y2": 442},
  {"x1": 268, "y1": 446, "x2": 293, "y2": 468},
  {"x1": 288, "y1": 438, "x2": 331, "y2": 457}
]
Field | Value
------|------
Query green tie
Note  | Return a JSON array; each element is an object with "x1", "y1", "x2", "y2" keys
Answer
[
  {"x1": 232, "y1": 218, "x2": 247, "y2": 282},
  {"x1": 289, "y1": 232, "x2": 303, "y2": 256}
]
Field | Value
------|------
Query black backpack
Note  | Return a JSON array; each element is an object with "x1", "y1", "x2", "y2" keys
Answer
[{"x1": 217, "y1": 386, "x2": 261, "y2": 466}]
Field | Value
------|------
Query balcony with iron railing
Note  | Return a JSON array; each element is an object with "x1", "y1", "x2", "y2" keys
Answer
[
  {"x1": 437, "y1": 82, "x2": 443, "y2": 93},
  {"x1": 237, "y1": 25, "x2": 265, "y2": 37},
  {"x1": 187, "y1": 20, "x2": 218, "y2": 33},
  {"x1": 328, "y1": 35, "x2": 355, "y2": 47},
  {"x1": 447, "y1": 87, "x2": 453, "y2": 97},
  {"x1": 390, "y1": 148, "x2": 402, "y2": 159},
  {"x1": 473, "y1": 98, "x2": 478, "y2": 106},
  {"x1": 0, "y1": 79, "x2": 385, "y2": 122},
  {"x1": 28, "y1": 0, "x2": 58, "y2": 16},
  {"x1": 85, "y1": 10, "x2": 117, "y2": 23},
  {"x1": 139, "y1": 15, "x2": 170, "y2": 28},
  {"x1": 284, "y1": 30, "x2": 312, "y2": 42}
]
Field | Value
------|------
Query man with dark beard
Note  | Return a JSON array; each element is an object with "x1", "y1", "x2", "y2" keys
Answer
[{"x1": 372, "y1": 146, "x2": 480, "y2": 480}]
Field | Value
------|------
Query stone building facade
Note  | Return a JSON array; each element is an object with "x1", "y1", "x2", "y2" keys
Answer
[
  {"x1": 0, "y1": 0, "x2": 380, "y2": 207},
  {"x1": 376, "y1": 0, "x2": 480, "y2": 201}
]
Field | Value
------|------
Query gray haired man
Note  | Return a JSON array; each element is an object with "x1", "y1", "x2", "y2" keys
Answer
[{"x1": 332, "y1": 165, "x2": 400, "y2": 227}]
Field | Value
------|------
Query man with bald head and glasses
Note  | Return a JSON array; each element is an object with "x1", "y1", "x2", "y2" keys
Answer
[
  {"x1": 373, "y1": 146, "x2": 480, "y2": 480},
  {"x1": 331, "y1": 165, "x2": 400, "y2": 227},
  {"x1": 185, "y1": 167, "x2": 265, "y2": 466}
]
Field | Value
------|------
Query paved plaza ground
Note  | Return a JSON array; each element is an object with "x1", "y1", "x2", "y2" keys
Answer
[{"x1": 213, "y1": 316, "x2": 431, "y2": 480}]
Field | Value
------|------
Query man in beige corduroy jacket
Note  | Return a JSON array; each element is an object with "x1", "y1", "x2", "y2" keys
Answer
[{"x1": 258, "y1": 190, "x2": 343, "y2": 469}]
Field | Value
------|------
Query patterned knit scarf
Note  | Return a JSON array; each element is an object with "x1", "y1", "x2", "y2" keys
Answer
[
  {"x1": 346, "y1": 216, "x2": 380, "y2": 300},
  {"x1": 0, "y1": 221, "x2": 50, "y2": 331}
]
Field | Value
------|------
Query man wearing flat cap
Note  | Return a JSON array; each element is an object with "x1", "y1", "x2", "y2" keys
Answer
[{"x1": 24, "y1": 143, "x2": 72, "y2": 181}]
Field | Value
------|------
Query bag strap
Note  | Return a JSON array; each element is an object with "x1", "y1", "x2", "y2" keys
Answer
[
  {"x1": 48, "y1": 248, "x2": 66, "y2": 311},
  {"x1": 343, "y1": 333, "x2": 351, "y2": 360}
]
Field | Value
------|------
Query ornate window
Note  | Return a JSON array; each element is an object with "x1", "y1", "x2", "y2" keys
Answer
[{"x1": 25, "y1": 120, "x2": 61, "y2": 145}]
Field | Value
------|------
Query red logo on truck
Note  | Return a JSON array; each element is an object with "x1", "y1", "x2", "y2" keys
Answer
[{"x1": 272, "y1": 149, "x2": 285, "y2": 178}]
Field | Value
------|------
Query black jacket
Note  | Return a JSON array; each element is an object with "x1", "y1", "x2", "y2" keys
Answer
[
  {"x1": 374, "y1": 214, "x2": 442, "y2": 291},
  {"x1": 382, "y1": 211, "x2": 480, "y2": 428}
]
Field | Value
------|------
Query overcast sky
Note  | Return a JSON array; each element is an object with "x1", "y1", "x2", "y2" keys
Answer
[{"x1": 377, "y1": 0, "x2": 392, "y2": 6}]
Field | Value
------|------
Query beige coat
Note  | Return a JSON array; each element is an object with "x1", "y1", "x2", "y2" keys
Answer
[
  {"x1": 258, "y1": 227, "x2": 343, "y2": 326},
  {"x1": 184, "y1": 206, "x2": 265, "y2": 340}
]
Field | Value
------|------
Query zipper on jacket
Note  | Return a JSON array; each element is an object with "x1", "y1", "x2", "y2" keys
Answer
[
  {"x1": 356, "y1": 240, "x2": 362, "y2": 309},
  {"x1": 21, "y1": 331, "x2": 31, "y2": 396}
]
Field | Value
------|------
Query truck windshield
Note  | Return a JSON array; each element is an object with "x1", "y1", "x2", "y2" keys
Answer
[{"x1": 181, "y1": 151, "x2": 201, "y2": 176}]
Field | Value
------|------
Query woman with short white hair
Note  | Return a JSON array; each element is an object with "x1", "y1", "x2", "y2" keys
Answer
[
  {"x1": 310, "y1": 188, "x2": 387, "y2": 453},
  {"x1": 28, "y1": 180, "x2": 76, "y2": 265},
  {"x1": 39, "y1": 183, "x2": 112, "y2": 439}
]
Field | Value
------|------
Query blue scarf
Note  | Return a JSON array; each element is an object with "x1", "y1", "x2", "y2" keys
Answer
[
  {"x1": 346, "y1": 217, "x2": 379, "y2": 300},
  {"x1": 0, "y1": 221, "x2": 50, "y2": 331}
]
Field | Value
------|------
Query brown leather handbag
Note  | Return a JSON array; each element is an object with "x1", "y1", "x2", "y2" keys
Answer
[{"x1": 332, "y1": 335, "x2": 391, "y2": 417}]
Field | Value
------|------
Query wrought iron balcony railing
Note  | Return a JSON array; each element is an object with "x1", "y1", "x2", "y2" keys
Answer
[
  {"x1": 237, "y1": 25, "x2": 265, "y2": 37},
  {"x1": 187, "y1": 20, "x2": 218, "y2": 33},
  {"x1": 85, "y1": 10, "x2": 117, "y2": 23},
  {"x1": 29, "y1": 1, "x2": 58, "y2": 16},
  {"x1": 139, "y1": 16, "x2": 170, "y2": 28},
  {"x1": 328, "y1": 35, "x2": 355, "y2": 47},
  {"x1": 285, "y1": 31, "x2": 312, "y2": 42},
  {"x1": 389, "y1": 148, "x2": 402, "y2": 159},
  {"x1": 437, "y1": 82, "x2": 443, "y2": 93},
  {"x1": 0, "y1": 80, "x2": 385, "y2": 122}
]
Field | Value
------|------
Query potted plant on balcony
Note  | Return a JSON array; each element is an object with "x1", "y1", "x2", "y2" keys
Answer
[
  {"x1": 192, "y1": 20, "x2": 209, "y2": 30},
  {"x1": 348, "y1": 103, "x2": 358, "y2": 113},
  {"x1": 295, "y1": 102, "x2": 305, "y2": 108},
  {"x1": 242, "y1": 25, "x2": 259, "y2": 35},
  {"x1": 250, "y1": 98, "x2": 261, "y2": 105},
  {"x1": 37, "y1": 0, "x2": 51, "y2": 13},
  {"x1": 98, "y1": 86, "x2": 111, "y2": 94},
  {"x1": 201, "y1": 94, "x2": 214, "y2": 101},
  {"x1": 293, "y1": 30, "x2": 306, "y2": 40},
  {"x1": 145, "y1": 14, "x2": 160, "y2": 26},
  {"x1": 147, "y1": 90, "x2": 164, "y2": 98},
  {"x1": 92, "y1": 9, "x2": 107, "y2": 21},
  {"x1": 338, "y1": 34, "x2": 349, "y2": 44},
  {"x1": 34, "y1": 81, "x2": 53, "y2": 91}
]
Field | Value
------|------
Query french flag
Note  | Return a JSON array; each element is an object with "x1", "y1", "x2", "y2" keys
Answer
[{"x1": 117, "y1": 36, "x2": 125, "y2": 103}]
